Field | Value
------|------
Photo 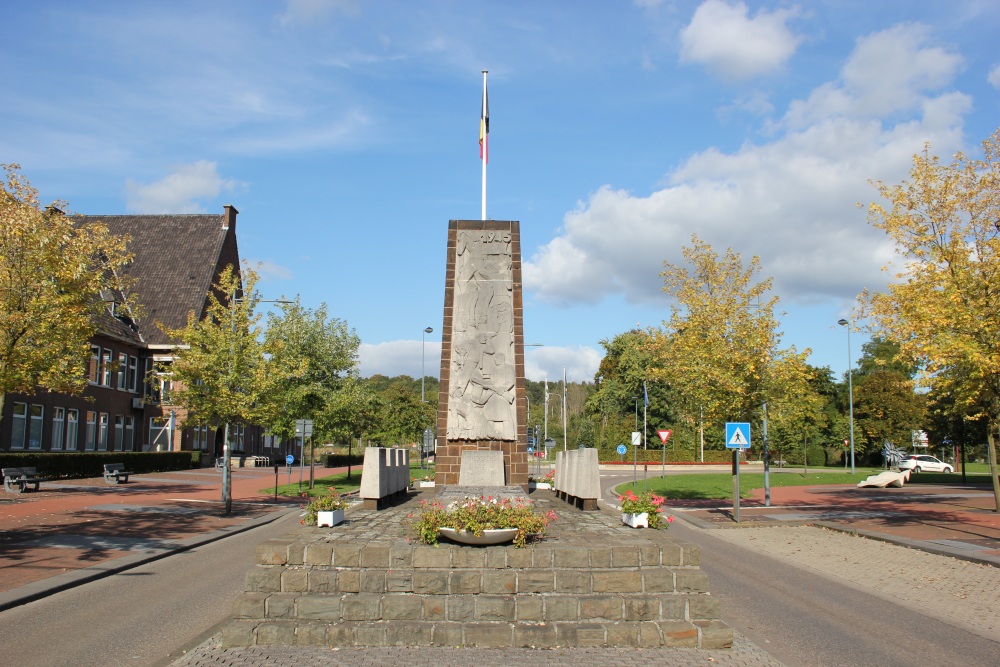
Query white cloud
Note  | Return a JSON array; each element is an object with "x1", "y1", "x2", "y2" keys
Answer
[
  {"x1": 360, "y1": 340, "x2": 441, "y2": 379},
  {"x1": 249, "y1": 259, "x2": 294, "y2": 281},
  {"x1": 785, "y1": 24, "x2": 964, "y2": 127},
  {"x1": 525, "y1": 346, "x2": 602, "y2": 384},
  {"x1": 525, "y1": 24, "x2": 971, "y2": 312},
  {"x1": 125, "y1": 161, "x2": 242, "y2": 213},
  {"x1": 679, "y1": 0, "x2": 802, "y2": 81},
  {"x1": 989, "y1": 63, "x2": 1000, "y2": 89}
]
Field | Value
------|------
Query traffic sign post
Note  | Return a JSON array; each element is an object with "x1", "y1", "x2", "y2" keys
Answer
[
  {"x1": 658, "y1": 429, "x2": 672, "y2": 479},
  {"x1": 725, "y1": 422, "x2": 751, "y2": 524}
]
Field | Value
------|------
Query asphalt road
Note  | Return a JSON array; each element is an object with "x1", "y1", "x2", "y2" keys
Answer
[
  {"x1": 671, "y1": 518, "x2": 998, "y2": 667},
  {"x1": 0, "y1": 508, "x2": 300, "y2": 667}
]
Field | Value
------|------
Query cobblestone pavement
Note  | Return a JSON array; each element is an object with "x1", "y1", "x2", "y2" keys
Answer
[
  {"x1": 171, "y1": 631, "x2": 782, "y2": 666},
  {"x1": 703, "y1": 524, "x2": 1000, "y2": 642}
]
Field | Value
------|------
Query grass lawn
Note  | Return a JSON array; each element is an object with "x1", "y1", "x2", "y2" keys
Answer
[
  {"x1": 266, "y1": 457, "x2": 435, "y2": 499},
  {"x1": 616, "y1": 467, "x2": 993, "y2": 500}
]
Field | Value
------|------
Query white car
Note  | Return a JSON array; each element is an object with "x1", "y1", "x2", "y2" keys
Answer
[{"x1": 898, "y1": 454, "x2": 953, "y2": 473}]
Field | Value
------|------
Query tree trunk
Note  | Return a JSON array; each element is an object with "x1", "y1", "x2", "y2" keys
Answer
[
  {"x1": 988, "y1": 421, "x2": 1000, "y2": 513},
  {"x1": 0, "y1": 392, "x2": 5, "y2": 429}
]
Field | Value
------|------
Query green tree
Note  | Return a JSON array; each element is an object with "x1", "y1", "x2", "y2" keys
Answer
[
  {"x1": 162, "y1": 264, "x2": 275, "y2": 511},
  {"x1": 861, "y1": 128, "x2": 1000, "y2": 509},
  {"x1": 853, "y1": 370, "x2": 925, "y2": 459},
  {"x1": 264, "y1": 299, "x2": 361, "y2": 443},
  {"x1": 0, "y1": 164, "x2": 133, "y2": 423},
  {"x1": 651, "y1": 235, "x2": 809, "y2": 439}
]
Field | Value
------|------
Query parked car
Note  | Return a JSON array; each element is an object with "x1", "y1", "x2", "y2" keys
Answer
[{"x1": 899, "y1": 454, "x2": 953, "y2": 473}]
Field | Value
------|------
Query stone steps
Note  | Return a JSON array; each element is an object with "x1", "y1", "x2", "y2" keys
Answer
[{"x1": 221, "y1": 494, "x2": 734, "y2": 650}]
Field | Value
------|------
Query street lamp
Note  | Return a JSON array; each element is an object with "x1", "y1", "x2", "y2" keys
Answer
[
  {"x1": 838, "y1": 318, "x2": 855, "y2": 475},
  {"x1": 421, "y1": 327, "x2": 433, "y2": 402}
]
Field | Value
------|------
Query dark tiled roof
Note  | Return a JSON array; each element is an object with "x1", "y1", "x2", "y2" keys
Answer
[{"x1": 74, "y1": 213, "x2": 232, "y2": 346}]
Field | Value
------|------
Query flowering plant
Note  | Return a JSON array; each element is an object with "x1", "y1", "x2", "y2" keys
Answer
[
  {"x1": 620, "y1": 490, "x2": 673, "y2": 529},
  {"x1": 302, "y1": 488, "x2": 348, "y2": 526},
  {"x1": 407, "y1": 495, "x2": 556, "y2": 548},
  {"x1": 528, "y1": 470, "x2": 555, "y2": 485}
]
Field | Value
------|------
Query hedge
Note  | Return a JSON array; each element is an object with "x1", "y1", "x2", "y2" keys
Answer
[
  {"x1": 0, "y1": 451, "x2": 198, "y2": 479},
  {"x1": 324, "y1": 452, "x2": 366, "y2": 468}
]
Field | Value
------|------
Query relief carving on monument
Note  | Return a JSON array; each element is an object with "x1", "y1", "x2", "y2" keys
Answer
[{"x1": 447, "y1": 230, "x2": 516, "y2": 440}]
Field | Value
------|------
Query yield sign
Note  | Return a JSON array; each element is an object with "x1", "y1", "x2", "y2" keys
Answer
[{"x1": 657, "y1": 429, "x2": 672, "y2": 444}]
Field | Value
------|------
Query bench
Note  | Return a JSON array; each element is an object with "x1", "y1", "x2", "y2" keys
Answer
[
  {"x1": 2, "y1": 466, "x2": 50, "y2": 494},
  {"x1": 103, "y1": 463, "x2": 133, "y2": 484}
]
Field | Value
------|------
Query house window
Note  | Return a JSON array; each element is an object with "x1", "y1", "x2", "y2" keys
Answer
[
  {"x1": 125, "y1": 416, "x2": 135, "y2": 451},
  {"x1": 98, "y1": 413, "x2": 109, "y2": 450},
  {"x1": 128, "y1": 356, "x2": 139, "y2": 392},
  {"x1": 52, "y1": 407, "x2": 65, "y2": 451},
  {"x1": 192, "y1": 425, "x2": 208, "y2": 451},
  {"x1": 85, "y1": 411, "x2": 97, "y2": 450},
  {"x1": 114, "y1": 415, "x2": 124, "y2": 451},
  {"x1": 118, "y1": 353, "x2": 128, "y2": 390},
  {"x1": 11, "y1": 403, "x2": 27, "y2": 449},
  {"x1": 28, "y1": 405, "x2": 43, "y2": 450},
  {"x1": 89, "y1": 345, "x2": 101, "y2": 384},
  {"x1": 150, "y1": 417, "x2": 170, "y2": 451},
  {"x1": 101, "y1": 349, "x2": 113, "y2": 386},
  {"x1": 66, "y1": 409, "x2": 79, "y2": 451}
]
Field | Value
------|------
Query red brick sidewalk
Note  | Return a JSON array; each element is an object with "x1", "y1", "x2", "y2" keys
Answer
[{"x1": 0, "y1": 465, "x2": 348, "y2": 605}]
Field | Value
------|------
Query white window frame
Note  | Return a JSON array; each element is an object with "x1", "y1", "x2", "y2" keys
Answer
[
  {"x1": 52, "y1": 407, "x2": 65, "y2": 451},
  {"x1": 101, "y1": 349, "x2": 113, "y2": 387},
  {"x1": 28, "y1": 405, "x2": 44, "y2": 450},
  {"x1": 66, "y1": 409, "x2": 79, "y2": 451},
  {"x1": 11, "y1": 402, "x2": 27, "y2": 449},
  {"x1": 89, "y1": 345, "x2": 101, "y2": 384},
  {"x1": 98, "y1": 412, "x2": 109, "y2": 450},
  {"x1": 128, "y1": 356, "x2": 139, "y2": 393},
  {"x1": 125, "y1": 415, "x2": 135, "y2": 451},
  {"x1": 117, "y1": 353, "x2": 128, "y2": 390},
  {"x1": 114, "y1": 415, "x2": 125, "y2": 451},
  {"x1": 85, "y1": 411, "x2": 97, "y2": 451}
]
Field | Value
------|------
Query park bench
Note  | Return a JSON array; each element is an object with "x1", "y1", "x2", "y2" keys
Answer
[
  {"x1": 2, "y1": 466, "x2": 50, "y2": 493},
  {"x1": 103, "y1": 462, "x2": 133, "y2": 484}
]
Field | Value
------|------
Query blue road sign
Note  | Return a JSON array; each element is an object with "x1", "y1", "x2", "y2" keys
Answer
[
  {"x1": 616, "y1": 444, "x2": 627, "y2": 456},
  {"x1": 285, "y1": 454, "x2": 294, "y2": 465},
  {"x1": 527, "y1": 446, "x2": 534, "y2": 454},
  {"x1": 725, "y1": 422, "x2": 751, "y2": 449}
]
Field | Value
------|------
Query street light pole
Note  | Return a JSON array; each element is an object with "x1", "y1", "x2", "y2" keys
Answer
[
  {"x1": 838, "y1": 318, "x2": 856, "y2": 474},
  {"x1": 421, "y1": 327, "x2": 433, "y2": 402}
]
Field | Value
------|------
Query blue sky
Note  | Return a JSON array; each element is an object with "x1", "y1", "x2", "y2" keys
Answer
[{"x1": 4, "y1": 1, "x2": 999, "y2": 384}]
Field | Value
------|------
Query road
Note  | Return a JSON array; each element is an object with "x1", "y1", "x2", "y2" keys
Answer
[
  {"x1": 671, "y1": 519, "x2": 997, "y2": 667},
  {"x1": 0, "y1": 508, "x2": 300, "y2": 667}
]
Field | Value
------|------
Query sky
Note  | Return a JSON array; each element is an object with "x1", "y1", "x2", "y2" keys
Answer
[{"x1": 3, "y1": 0, "x2": 999, "y2": 385}]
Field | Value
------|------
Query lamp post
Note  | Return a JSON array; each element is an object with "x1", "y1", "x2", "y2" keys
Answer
[
  {"x1": 838, "y1": 318, "x2": 855, "y2": 474},
  {"x1": 421, "y1": 327, "x2": 433, "y2": 402}
]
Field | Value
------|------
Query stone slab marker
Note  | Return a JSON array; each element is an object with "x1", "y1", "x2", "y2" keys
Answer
[
  {"x1": 458, "y1": 450, "x2": 506, "y2": 486},
  {"x1": 435, "y1": 220, "x2": 528, "y2": 489}
]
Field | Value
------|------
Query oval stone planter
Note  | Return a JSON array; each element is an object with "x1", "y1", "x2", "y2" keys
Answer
[
  {"x1": 438, "y1": 527, "x2": 518, "y2": 545},
  {"x1": 316, "y1": 508, "x2": 345, "y2": 527},
  {"x1": 621, "y1": 512, "x2": 649, "y2": 528}
]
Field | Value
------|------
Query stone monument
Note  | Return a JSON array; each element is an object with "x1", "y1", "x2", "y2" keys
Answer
[{"x1": 435, "y1": 220, "x2": 528, "y2": 489}]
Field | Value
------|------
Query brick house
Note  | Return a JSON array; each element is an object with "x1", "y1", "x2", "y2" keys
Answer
[{"x1": 0, "y1": 205, "x2": 280, "y2": 465}]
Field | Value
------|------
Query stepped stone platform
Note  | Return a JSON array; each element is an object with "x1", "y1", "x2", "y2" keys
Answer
[{"x1": 222, "y1": 491, "x2": 733, "y2": 650}]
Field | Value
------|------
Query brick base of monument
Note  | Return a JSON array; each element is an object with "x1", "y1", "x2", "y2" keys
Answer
[
  {"x1": 221, "y1": 493, "x2": 733, "y2": 650},
  {"x1": 435, "y1": 439, "x2": 528, "y2": 489}
]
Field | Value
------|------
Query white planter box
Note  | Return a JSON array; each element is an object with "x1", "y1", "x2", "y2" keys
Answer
[
  {"x1": 622, "y1": 512, "x2": 649, "y2": 528},
  {"x1": 316, "y1": 509, "x2": 345, "y2": 527},
  {"x1": 529, "y1": 482, "x2": 552, "y2": 490},
  {"x1": 418, "y1": 481, "x2": 436, "y2": 488}
]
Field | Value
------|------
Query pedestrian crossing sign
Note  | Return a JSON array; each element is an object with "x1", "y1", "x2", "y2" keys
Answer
[{"x1": 725, "y1": 422, "x2": 751, "y2": 449}]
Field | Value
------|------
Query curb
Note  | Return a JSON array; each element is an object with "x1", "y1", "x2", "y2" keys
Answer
[{"x1": 0, "y1": 505, "x2": 298, "y2": 612}]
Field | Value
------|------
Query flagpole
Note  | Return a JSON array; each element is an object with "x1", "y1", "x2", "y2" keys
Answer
[{"x1": 480, "y1": 70, "x2": 488, "y2": 220}]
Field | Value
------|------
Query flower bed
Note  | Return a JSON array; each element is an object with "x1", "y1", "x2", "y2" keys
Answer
[
  {"x1": 302, "y1": 489, "x2": 348, "y2": 526},
  {"x1": 619, "y1": 490, "x2": 674, "y2": 529},
  {"x1": 407, "y1": 495, "x2": 556, "y2": 548}
]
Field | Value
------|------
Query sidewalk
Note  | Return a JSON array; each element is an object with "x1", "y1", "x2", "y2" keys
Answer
[
  {"x1": 0, "y1": 463, "x2": 341, "y2": 610},
  {"x1": 668, "y1": 478, "x2": 1000, "y2": 566}
]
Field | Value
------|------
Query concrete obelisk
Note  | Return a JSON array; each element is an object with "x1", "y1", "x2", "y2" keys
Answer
[{"x1": 435, "y1": 220, "x2": 528, "y2": 489}]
